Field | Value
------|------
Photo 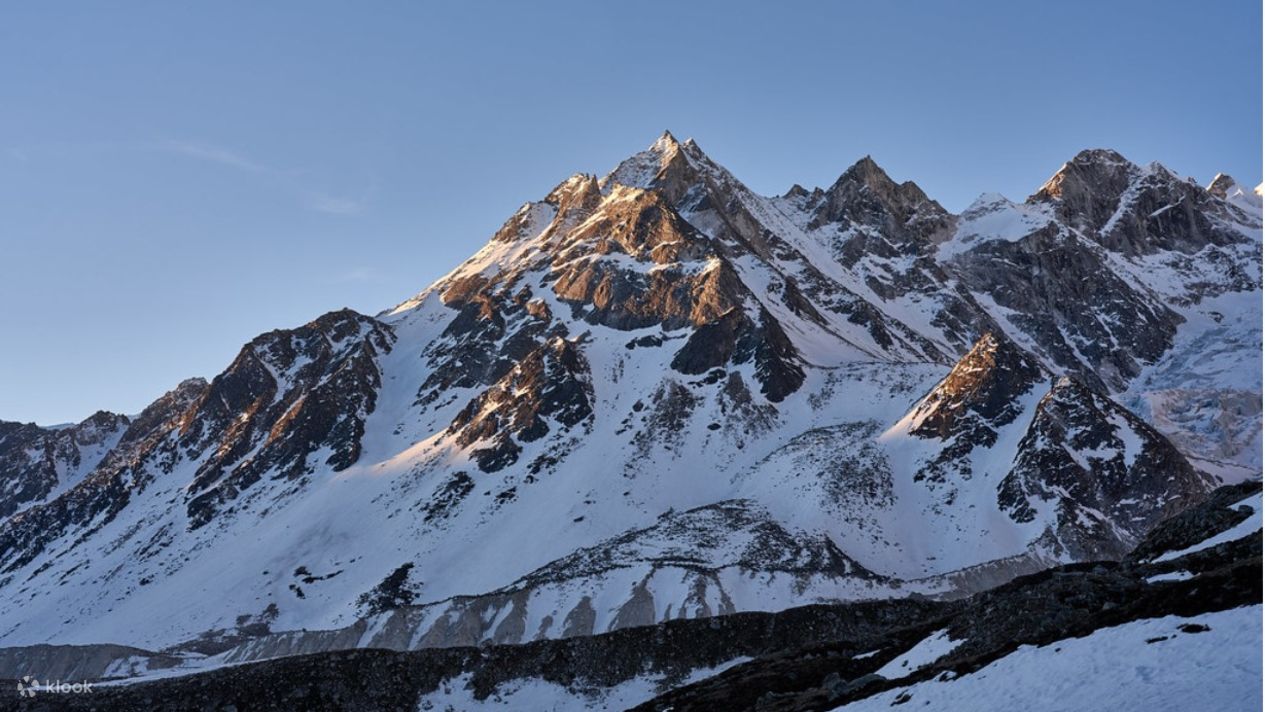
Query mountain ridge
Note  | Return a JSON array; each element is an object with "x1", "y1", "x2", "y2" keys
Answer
[{"x1": 0, "y1": 134, "x2": 1258, "y2": 678}]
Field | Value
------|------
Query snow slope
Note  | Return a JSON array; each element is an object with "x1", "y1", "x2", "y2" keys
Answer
[{"x1": 832, "y1": 606, "x2": 1262, "y2": 712}]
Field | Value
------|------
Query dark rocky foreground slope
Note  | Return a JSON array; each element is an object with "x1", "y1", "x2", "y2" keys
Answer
[
  {"x1": 638, "y1": 482, "x2": 1261, "y2": 712},
  {"x1": 2, "y1": 482, "x2": 1255, "y2": 712}
]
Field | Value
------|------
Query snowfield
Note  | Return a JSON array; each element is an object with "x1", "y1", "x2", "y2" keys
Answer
[{"x1": 832, "y1": 606, "x2": 1263, "y2": 712}]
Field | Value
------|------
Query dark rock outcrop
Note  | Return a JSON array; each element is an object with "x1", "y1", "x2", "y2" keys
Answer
[
  {"x1": 808, "y1": 156, "x2": 955, "y2": 251},
  {"x1": 182, "y1": 310, "x2": 394, "y2": 527},
  {"x1": 909, "y1": 332, "x2": 1045, "y2": 442},
  {"x1": 0, "y1": 378, "x2": 206, "y2": 576},
  {"x1": 999, "y1": 376, "x2": 1214, "y2": 558},
  {"x1": 1032, "y1": 149, "x2": 1254, "y2": 255},
  {"x1": 448, "y1": 337, "x2": 593, "y2": 473},
  {"x1": 670, "y1": 307, "x2": 805, "y2": 402},
  {"x1": 948, "y1": 222, "x2": 1183, "y2": 391},
  {"x1": 0, "y1": 411, "x2": 129, "y2": 520}
]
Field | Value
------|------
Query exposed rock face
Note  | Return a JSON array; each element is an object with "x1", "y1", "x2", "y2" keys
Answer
[
  {"x1": 776, "y1": 156, "x2": 991, "y2": 357},
  {"x1": 807, "y1": 156, "x2": 955, "y2": 253},
  {"x1": 669, "y1": 307, "x2": 805, "y2": 402},
  {"x1": 943, "y1": 152, "x2": 1261, "y2": 422},
  {"x1": 416, "y1": 276, "x2": 561, "y2": 409},
  {"x1": 1205, "y1": 172, "x2": 1264, "y2": 215},
  {"x1": 1030, "y1": 148, "x2": 1139, "y2": 233},
  {"x1": 1206, "y1": 173, "x2": 1239, "y2": 199},
  {"x1": 551, "y1": 188, "x2": 730, "y2": 331},
  {"x1": 0, "y1": 378, "x2": 206, "y2": 576},
  {"x1": 0, "y1": 309, "x2": 394, "y2": 578},
  {"x1": 0, "y1": 411, "x2": 129, "y2": 519},
  {"x1": 1125, "y1": 480, "x2": 1260, "y2": 563},
  {"x1": 0, "y1": 134, "x2": 1257, "y2": 680},
  {"x1": 181, "y1": 310, "x2": 394, "y2": 527},
  {"x1": 0, "y1": 422, "x2": 53, "y2": 518},
  {"x1": 999, "y1": 376, "x2": 1214, "y2": 558},
  {"x1": 947, "y1": 223, "x2": 1184, "y2": 391},
  {"x1": 883, "y1": 332, "x2": 1214, "y2": 561},
  {"x1": 1033, "y1": 149, "x2": 1253, "y2": 256},
  {"x1": 909, "y1": 332, "x2": 1045, "y2": 442},
  {"x1": 899, "y1": 332, "x2": 1047, "y2": 487},
  {"x1": 448, "y1": 336, "x2": 594, "y2": 472}
]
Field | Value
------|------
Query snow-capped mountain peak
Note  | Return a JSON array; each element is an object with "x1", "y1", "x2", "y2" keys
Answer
[
  {"x1": 1208, "y1": 172, "x2": 1264, "y2": 213},
  {"x1": 0, "y1": 134, "x2": 1257, "y2": 671}
]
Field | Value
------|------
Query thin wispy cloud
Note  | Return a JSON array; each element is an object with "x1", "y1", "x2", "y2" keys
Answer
[
  {"x1": 306, "y1": 193, "x2": 369, "y2": 216},
  {"x1": 157, "y1": 138, "x2": 372, "y2": 216},
  {"x1": 332, "y1": 266, "x2": 379, "y2": 283},
  {"x1": 158, "y1": 139, "x2": 272, "y2": 174},
  {"x1": 5, "y1": 137, "x2": 374, "y2": 217}
]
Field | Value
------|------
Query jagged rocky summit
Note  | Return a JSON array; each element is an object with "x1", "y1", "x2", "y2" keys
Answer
[{"x1": 0, "y1": 133, "x2": 1259, "y2": 683}]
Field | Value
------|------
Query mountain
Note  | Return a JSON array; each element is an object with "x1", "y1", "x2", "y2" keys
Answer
[
  {"x1": 0, "y1": 411, "x2": 128, "y2": 520},
  {"x1": 1207, "y1": 172, "x2": 1264, "y2": 214},
  {"x1": 0, "y1": 133, "x2": 1258, "y2": 686}
]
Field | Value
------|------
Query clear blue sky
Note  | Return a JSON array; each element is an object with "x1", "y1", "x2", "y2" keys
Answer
[{"x1": 2, "y1": 1, "x2": 1260, "y2": 425}]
